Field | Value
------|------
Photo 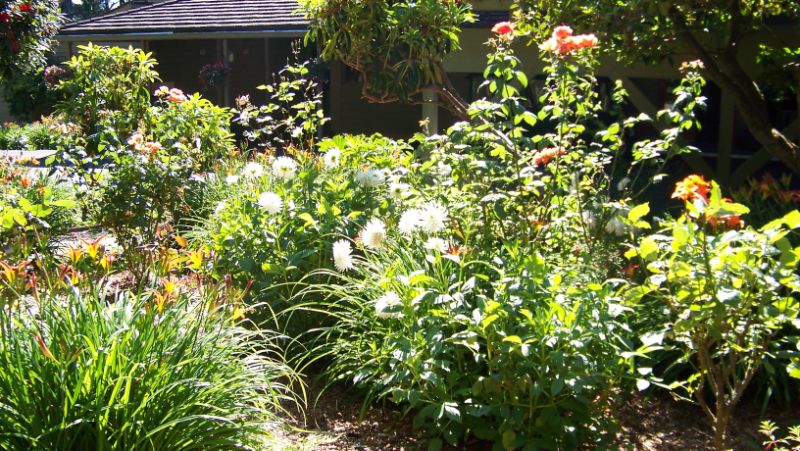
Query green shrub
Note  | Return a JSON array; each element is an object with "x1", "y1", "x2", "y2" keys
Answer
[
  {"x1": 234, "y1": 57, "x2": 328, "y2": 153},
  {"x1": 0, "y1": 66, "x2": 59, "y2": 121},
  {"x1": 285, "y1": 23, "x2": 711, "y2": 449},
  {"x1": 299, "y1": 234, "x2": 630, "y2": 449},
  {"x1": 0, "y1": 284, "x2": 295, "y2": 450},
  {"x1": 0, "y1": 122, "x2": 30, "y2": 149},
  {"x1": 51, "y1": 45, "x2": 235, "y2": 276},
  {"x1": 625, "y1": 178, "x2": 800, "y2": 450},
  {"x1": 54, "y1": 44, "x2": 159, "y2": 153},
  {"x1": 299, "y1": 0, "x2": 475, "y2": 114},
  {"x1": 198, "y1": 134, "x2": 411, "y2": 304}
]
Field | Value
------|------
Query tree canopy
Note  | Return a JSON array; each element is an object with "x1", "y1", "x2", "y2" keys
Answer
[
  {"x1": 513, "y1": 0, "x2": 800, "y2": 174},
  {"x1": 298, "y1": 0, "x2": 474, "y2": 117}
]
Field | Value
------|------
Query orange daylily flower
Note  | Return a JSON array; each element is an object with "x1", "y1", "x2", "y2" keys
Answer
[
  {"x1": 672, "y1": 174, "x2": 711, "y2": 203},
  {"x1": 36, "y1": 334, "x2": 56, "y2": 361}
]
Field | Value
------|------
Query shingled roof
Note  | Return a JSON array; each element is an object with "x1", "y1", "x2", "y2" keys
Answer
[
  {"x1": 58, "y1": 0, "x2": 508, "y2": 39},
  {"x1": 59, "y1": 0, "x2": 308, "y2": 37}
]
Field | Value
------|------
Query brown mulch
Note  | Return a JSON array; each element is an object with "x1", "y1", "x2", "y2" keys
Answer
[{"x1": 279, "y1": 379, "x2": 798, "y2": 451}]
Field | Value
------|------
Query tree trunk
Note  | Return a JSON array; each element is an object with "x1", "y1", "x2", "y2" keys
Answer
[{"x1": 679, "y1": 30, "x2": 800, "y2": 174}]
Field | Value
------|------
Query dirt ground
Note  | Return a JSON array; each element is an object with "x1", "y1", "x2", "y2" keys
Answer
[{"x1": 272, "y1": 379, "x2": 798, "y2": 451}]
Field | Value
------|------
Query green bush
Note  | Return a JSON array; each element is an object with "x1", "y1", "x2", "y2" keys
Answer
[
  {"x1": 285, "y1": 24, "x2": 713, "y2": 449},
  {"x1": 0, "y1": 284, "x2": 295, "y2": 450},
  {"x1": 54, "y1": 44, "x2": 159, "y2": 153},
  {"x1": 300, "y1": 235, "x2": 629, "y2": 449},
  {"x1": 198, "y1": 134, "x2": 411, "y2": 303},
  {"x1": 0, "y1": 122, "x2": 27, "y2": 149},
  {"x1": 0, "y1": 156, "x2": 76, "y2": 260},
  {"x1": 51, "y1": 45, "x2": 235, "y2": 275},
  {"x1": 0, "y1": 66, "x2": 59, "y2": 121},
  {"x1": 626, "y1": 179, "x2": 800, "y2": 450},
  {"x1": 234, "y1": 58, "x2": 328, "y2": 153}
]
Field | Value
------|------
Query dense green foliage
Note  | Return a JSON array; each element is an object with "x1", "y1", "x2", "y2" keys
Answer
[
  {"x1": 51, "y1": 45, "x2": 235, "y2": 275},
  {"x1": 0, "y1": 0, "x2": 59, "y2": 78},
  {"x1": 627, "y1": 181, "x2": 800, "y2": 448},
  {"x1": 512, "y1": 0, "x2": 800, "y2": 173},
  {"x1": 0, "y1": 248, "x2": 295, "y2": 450},
  {"x1": 299, "y1": 0, "x2": 474, "y2": 114}
]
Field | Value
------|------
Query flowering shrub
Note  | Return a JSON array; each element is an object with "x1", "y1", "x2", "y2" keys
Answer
[
  {"x1": 199, "y1": 134, "x2": 412, "y2": 304},
  {"x1": 625, "y1": 177, "x2": 800, "y2": 450},
  {"x1": 51, "y1": 46, "x2": 234, "y2": 276},
  {"x1": 0, "y1": 0, "x2": 59, "y2": 78},
  {"x1": 305, "y1": 229, "x2": 630, "y2": 449},
  {"x1": 93, "y1": 90, "x2": 233, "y2": 277},
  {"x1": 288, "y1": 23, "x2": 714, "y2": 449},
  {"x1": 54, "y1": 44, "x2": 159, "y2": 154}
]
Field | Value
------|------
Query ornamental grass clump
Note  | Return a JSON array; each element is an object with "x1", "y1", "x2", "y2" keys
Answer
[{"x1": 0, "y1": 286, "x2": 296, "y2": 450}]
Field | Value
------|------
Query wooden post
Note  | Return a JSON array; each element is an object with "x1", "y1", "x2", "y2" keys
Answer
[
  {"x1": 422, "y1": 90, "x2": 438, "y2": 135},
  {"x1": 716, "y1": 91, "x2": 735, "y2": 186},
  {"x1": 222, "y1": 39, "x2": 231, "y2": 106}
]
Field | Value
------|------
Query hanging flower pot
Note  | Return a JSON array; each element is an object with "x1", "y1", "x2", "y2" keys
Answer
[{"x1": 198, "y1": 62, "x2": 230, "y2": 90}]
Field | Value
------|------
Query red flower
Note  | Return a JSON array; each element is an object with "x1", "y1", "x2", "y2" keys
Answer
[
  {"x1": 533, "y1": 147, "x2": 566, "y2": 166},
  {"x1": 18, "y1": 3, "x2": 33, "y2": 13},
  {"x1": 707, "y1": 214, "x2": 742, "y2": 231},
  {"x1": 671, "y1": 174, "x2": 711, "y2": 203},
  {"x1": 492, "y1": 21, "x2": 514, "y2": 37},
  {"x1": 553, "y1": 25, "x2": 573, "y2": 39},
  {"x1": 0, "y1": 12, "x2": 9, "y2": 23}
]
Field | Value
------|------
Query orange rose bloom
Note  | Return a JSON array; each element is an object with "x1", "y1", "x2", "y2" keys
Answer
[
  {"x1": 492, "y1": 21, "x2": 514, "y2": 36},
  {"x1": 539, "y1": 26, "x2": 598, "y2": 55},
  {"x1": 167, "y1": 88, "x2": 187, "y2": 103},
  {"x1": 672, "y1": 174, "x2": 711, "y2": 203},
  {"x1": 533, "y1": 147, "x2": 566, "y2": 166},
  {"x1": 553, "y1": 25, "x2": 573, "y2": 39}
]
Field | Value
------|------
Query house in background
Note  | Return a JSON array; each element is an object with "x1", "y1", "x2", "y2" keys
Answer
[
  {"x1": 52, "y1": 0, "x2": 800, "y2": 185},
  {"x1": 57, "y1": 0, "x2": 514, "y2": 139}
]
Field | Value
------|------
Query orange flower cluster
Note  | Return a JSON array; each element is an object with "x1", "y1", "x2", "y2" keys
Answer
[
  {"x1": 154, "y1": 85, "x2": 188, "y2": 103},
  {"x1": 671, "y1": 174, "x2": 711, "y2": 203},
  {"x1": 679, "y1": 59, "x2": 705, "y2": 74},
  {"x1": 539, "y1": 25, "x2": 598, "y2": 55},
  {"x1": 127, "y1": 133, "x2": 162, "y2": 156},
  {"x1": 167, "y1": 88, "x2": 187, "y2": 103},
  {"x1": 533, "y1": 146, "x2": 566, "y2": 166},
  {"x1": 707, "y1": 213, "x2": 742, "y2": 231},
  {"x1": 491, "y1": 21, "x2": 514, "y2": 37}
]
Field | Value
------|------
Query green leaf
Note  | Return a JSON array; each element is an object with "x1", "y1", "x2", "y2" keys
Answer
[
  {"x1": 638, "y1": 237, "x2": 659, "y2": 261},
  {"x1": 427, "y1": 438, "x2": 443, "y2": 451},
  {"x1": 783, "y1": 210, "x2": 800, "y2": 229},
  {"x1": 502, "y1": 430, "x2": 517, "y2": 449},
  {"x1": 628, "y1": 203, "x2": 650, "y2": 223},
  {"x1": 49, "y1": 199, "x2": 77, "y2": 208}
]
